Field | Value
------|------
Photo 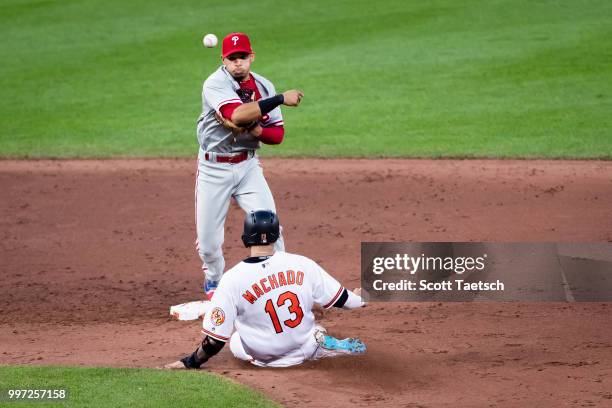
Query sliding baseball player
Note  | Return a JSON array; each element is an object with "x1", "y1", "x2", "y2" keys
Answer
[{"x1": 165, "y1": 210, "x2": 366, "y2": 369}]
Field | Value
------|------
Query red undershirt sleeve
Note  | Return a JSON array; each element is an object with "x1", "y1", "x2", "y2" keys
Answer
[
  {"x1": 220, "y1": 102, "x2": 284, "y2": 145},
  {"x1": 259, "y1": 126, "x2": 284, "y2": 145},
  {"x1": 219, "y1": 102, "x2": 241, "y2": 120}
]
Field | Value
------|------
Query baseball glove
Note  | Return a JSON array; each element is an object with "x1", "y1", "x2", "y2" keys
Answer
[{"x1": 214, "y1": 112, "x2": 257, "y2": 135}]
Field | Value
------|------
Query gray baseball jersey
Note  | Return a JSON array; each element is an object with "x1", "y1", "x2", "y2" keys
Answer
[
  {"x1": 194, "y1": 65, "x2": 286, "y2": 291},
  {"x1": 196, "y1": 66, "x2": 284, "y2": 154}
]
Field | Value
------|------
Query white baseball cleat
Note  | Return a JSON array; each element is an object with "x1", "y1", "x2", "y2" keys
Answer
[
  {"x1": 204, "y1": 279, "x2": 219, "y2": 300},
  {"x1": 169, "y1": 300, "x2": 211, "y2": 321}
]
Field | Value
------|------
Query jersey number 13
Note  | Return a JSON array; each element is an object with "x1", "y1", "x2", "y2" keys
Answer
[{"x1": 264, "y1": 291, "x2": 304, "y2": 334}]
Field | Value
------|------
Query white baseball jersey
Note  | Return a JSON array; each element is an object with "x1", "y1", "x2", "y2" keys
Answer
[{"x1": 201, "y1": 251, "x2": 344, "y2": 365}]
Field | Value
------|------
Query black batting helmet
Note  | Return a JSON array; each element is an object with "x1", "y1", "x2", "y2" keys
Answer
[{"x1": 242, "y1": 210, "x2": 280, "y2": 247}]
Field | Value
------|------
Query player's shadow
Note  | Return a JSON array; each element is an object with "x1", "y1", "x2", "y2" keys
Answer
[{"x1": 232, "y1": 347, "x2": 434, "y2": 394}]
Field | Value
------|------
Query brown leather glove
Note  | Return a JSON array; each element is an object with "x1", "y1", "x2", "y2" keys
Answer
[
  {"x1": 214, "y1": 112, "x2": 258, "y2": 135},
  {"x1": 214, "y1": 112, "x2": 251, "y2": 134}
]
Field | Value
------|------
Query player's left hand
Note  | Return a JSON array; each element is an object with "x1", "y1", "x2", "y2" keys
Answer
[
  {"x1": 163, "y1": 360, "x2": 189, "y2": 370},
  {"x1": 353, "y1": 287, "x2": 367, "y2": 307}
]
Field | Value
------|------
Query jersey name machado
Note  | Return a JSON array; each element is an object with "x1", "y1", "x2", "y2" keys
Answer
[
  {"x1": 242, "y1": 269, "x2": 305, "y2": 304},
  {"x1": 201, "y1": 251, "x2": 344, "y2": 363}
]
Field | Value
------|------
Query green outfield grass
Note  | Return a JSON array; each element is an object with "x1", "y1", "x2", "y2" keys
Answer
[
  {"x1": 0, "y1": 0, "x2": 610, "y2": 158},
  {"x1": 0, "y1": 365, "x2": 279, "y2": 407}
]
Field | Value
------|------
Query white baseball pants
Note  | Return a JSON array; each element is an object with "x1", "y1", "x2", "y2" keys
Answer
[
  {"x1": 195, "y1": 149, "x2": 285, "y2": 284},
  {"x1": 229, "y1": 325, "x2": 348, "y2": 368}
]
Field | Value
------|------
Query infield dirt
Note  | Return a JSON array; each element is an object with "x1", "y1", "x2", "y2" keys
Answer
[{"x1": 1, "y1": 159, "x2": 611, "y2": 407}]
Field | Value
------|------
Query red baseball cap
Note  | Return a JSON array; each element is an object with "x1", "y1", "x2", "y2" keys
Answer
[{"x1": 222, "y1": 32, "x2": 253, "y2": 58}]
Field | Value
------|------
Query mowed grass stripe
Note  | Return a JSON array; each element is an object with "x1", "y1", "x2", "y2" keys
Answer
[
  {"x1": 0, "y1": 365, "x2": 280, "y2": 408},
  {"x1": 0, "y1": 0, "x2": 610, "y2": 158}
]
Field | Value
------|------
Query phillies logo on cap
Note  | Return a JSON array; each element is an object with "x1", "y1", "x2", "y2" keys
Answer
[{"x1": 222, "y1": 32, "x2": 253, "y2": 58}]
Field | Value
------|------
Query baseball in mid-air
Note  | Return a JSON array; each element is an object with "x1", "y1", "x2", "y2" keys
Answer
[{"x1": 203, "y1": 33, "x2": 218, "y2": 48}]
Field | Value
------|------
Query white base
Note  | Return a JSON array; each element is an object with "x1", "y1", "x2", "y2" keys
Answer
[{"x1": 169, "y1": 300, "x2": 211, "y2": 321}]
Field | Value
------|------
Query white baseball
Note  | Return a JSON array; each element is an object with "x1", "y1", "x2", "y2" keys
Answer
[{"x1": 203, "y1": 33, "x2": 218, "y2": 48}]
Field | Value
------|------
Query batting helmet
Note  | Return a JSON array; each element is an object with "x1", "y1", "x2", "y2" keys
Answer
[{"x1": 242, "y1": 210, "x2": 279, "y2": 247}]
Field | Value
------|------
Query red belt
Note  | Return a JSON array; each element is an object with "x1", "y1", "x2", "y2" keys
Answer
[{"x1": 204, "y1": 151, "x2": 249, "y2": 164}]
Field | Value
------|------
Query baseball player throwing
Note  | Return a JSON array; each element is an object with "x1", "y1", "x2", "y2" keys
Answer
[
  {"x1": 165, "y1": 210, "x2": 366, "y2": 369},
  {"x1": 195, "y1": 32, "x2": 304, "y2": 299}
]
